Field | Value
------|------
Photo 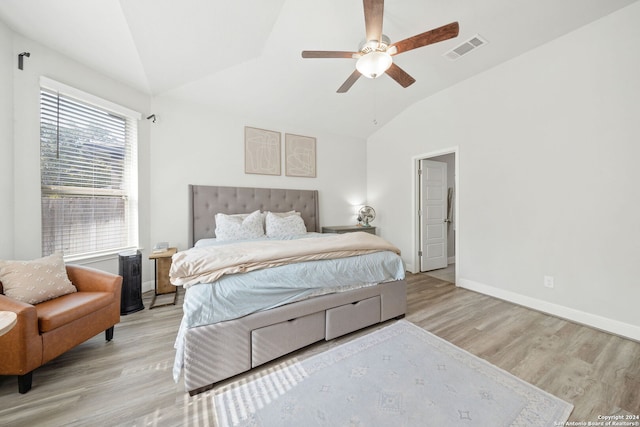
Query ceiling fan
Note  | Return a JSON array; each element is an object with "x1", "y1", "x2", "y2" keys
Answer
[{"x1": 301, "y1": 0, "x2": 459, "y2": 93}]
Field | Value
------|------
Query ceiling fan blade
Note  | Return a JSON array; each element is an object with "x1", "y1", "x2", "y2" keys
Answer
[
  {"x1": 363, "y1": 0, "x2": 384, "y2": 42},
  {"x1": 391, "y1": 22, "x2": 459, "y2": 55},
  {"x1": 302, "y1": 51, "x2": 358, "y2": 59},
  {"x1": 337, "y1": 70, "x2": 362, "y2": 93},
  {"x1": 385, "y1": 63, "x2": 416, "y2": 88}
]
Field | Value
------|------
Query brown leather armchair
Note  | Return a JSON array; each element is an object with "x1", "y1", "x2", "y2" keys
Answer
[{"x1": 0, "y1": 264, "x2": 122, "y2": 393}]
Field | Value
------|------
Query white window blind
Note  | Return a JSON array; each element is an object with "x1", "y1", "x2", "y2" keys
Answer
[{"x1": 40, "y1": 80, "x2": 139, "y2": 259}]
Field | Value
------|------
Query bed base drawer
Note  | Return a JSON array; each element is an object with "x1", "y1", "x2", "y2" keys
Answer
[
  {"x1": 325, "y1": 296, "x2": 381, "y2": 340},
  {"x1": 251, "y1": 311, "x2": 326, "y2": 367}
]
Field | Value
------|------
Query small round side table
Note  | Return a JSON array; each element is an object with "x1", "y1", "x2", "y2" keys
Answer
[{"x1": 0, "y1": 311, "x2": 18, "y2": 336}]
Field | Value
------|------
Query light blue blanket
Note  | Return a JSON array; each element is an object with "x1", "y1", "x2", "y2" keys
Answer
[{"x1": 181, "y1": 250, "x2": 405, "y2": 328}]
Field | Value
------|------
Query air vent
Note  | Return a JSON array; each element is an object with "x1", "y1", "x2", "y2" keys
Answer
[{"x1": 444, "y1": 34, "x2": 488, "y2": 60}]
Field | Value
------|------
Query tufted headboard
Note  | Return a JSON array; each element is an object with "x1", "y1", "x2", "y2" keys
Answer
[{"x1": 188, "y1": 185, "x2": 320, "y2": 247}]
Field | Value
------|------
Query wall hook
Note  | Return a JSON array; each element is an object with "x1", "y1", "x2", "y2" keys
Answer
[
  {"x1": 146, "y1": 114, "x2": 156, "y2": 123},
  {"x1": 18, "y1": 52, "x2": 30, "y2": 70}
]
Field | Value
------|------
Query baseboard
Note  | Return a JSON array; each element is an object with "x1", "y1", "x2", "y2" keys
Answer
[
  {"x1": 142, "y1": 280, "x2": 154, "y2": 294},
  {"x1": 447, "y1": 256, "x2": 456, "y2": 265},
  {"x1": 458, "y1": 278, "x2": 640, "y2": 342}
]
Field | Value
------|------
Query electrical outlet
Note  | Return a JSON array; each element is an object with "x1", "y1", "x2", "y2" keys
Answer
[{"x1": 544, "y1": 276, "x2": 555, "y2": 289}]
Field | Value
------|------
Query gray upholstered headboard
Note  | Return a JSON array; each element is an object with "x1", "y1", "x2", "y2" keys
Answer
[{"x1": 188, "y1": 185, "x2": 320, "y2": 247}]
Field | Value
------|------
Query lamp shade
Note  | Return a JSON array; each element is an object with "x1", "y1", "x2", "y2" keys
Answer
[{"x1": 356, "y1": 51, "x2": 392, "y2": 79}]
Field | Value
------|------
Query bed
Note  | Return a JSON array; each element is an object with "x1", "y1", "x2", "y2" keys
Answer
[{"x1": 173, "y1": 185, "x2": 407, "y2": 395}]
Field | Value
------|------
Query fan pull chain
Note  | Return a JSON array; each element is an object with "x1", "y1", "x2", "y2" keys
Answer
[{"x1": 372, "y1": 83, "x2": 378, "y2": 125}]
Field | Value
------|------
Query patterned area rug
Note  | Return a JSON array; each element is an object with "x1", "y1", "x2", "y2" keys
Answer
[{"x1": 214, "y1": 320, "x2": 573, "y2": 426}]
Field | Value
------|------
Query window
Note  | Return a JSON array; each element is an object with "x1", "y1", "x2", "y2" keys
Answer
[{"x1": 40, "y1": 77, "x2": 139, "y2": 259}]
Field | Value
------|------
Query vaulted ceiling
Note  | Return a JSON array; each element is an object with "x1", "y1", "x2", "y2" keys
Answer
[{"x1": 1, "y1": 0, "x2": 636, "y2": 138}]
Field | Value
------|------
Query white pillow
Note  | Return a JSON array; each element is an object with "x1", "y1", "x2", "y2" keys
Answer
[
  {"x1": 0, "y1": 252, "x2": 77, "y2": 305},
  {"x1": 215, "y1": 210, "x2": 265, "y2": 241},
  {"x1": 265, "y1": 211, "x2": 307, "y2": 238},
  {"x1": 267, "y1": 210, "x2": 300, "y2": 218}
]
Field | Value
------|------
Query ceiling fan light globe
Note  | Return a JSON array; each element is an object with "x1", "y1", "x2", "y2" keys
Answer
[{"x1": 356, "y1": 51, "x2": 392, "y2": 79}]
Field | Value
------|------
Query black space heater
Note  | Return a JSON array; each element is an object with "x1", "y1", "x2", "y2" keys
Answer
[{"x1": 119, "y1": 249, "x2": 144, "y2": 315}]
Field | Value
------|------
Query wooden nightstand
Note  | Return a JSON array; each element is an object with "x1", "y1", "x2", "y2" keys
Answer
[
  {"x1": 149, "y1": 247, "x2": 178, "y2": 309},
  {"x1": 322, "y1": 225, "x2": 377, "y2": 235}
]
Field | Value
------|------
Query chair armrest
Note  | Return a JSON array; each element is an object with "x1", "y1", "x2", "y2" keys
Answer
[
  {"x1": 65, "y1": 264, "x2": 123, "y2": 295},
  {"x1": 0, "y1": 294, "x2": 42, "y2": 375},
  {"x1": 0, "y1": 294, "x2": 37, "y2": 325}
]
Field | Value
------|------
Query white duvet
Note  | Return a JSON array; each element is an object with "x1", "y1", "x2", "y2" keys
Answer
[{"x1": 170, "y1": 231, "x2": 401, "y2": 288}]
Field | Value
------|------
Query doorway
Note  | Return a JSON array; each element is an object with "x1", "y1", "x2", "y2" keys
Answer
[{"x1": 414, "y1": 149, "x2": 457, "y2": 283}]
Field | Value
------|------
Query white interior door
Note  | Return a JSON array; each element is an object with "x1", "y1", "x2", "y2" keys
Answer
[{"x1": 420, "y1": 159, "x2": 448, "y2": 271}]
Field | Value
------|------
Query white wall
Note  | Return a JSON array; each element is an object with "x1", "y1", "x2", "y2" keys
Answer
[
  {"x1": 367, "y1": 3, "x2": 640, "y2": 339},
  {"x1": 148, "y1": 94, "x2": 368, "y2": 251},
  {"x1": 3, "y1": 31, "x2": 151, "y2": 281},
  {"x1": 0, "y1": 20, "x2": 14, "y2": 259}
]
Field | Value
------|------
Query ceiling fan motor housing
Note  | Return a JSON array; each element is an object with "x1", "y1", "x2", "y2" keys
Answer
[{"x1": 359, "y1": 34, "x2": 391, "y2": 54}]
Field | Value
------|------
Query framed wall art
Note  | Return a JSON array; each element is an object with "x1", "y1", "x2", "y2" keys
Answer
[
  {"x1": 244, "y1": 126, "x2": 281, "y2": 175},
  {"x1": 285, "y1": 133, "x2": 316, "y2": 178}
]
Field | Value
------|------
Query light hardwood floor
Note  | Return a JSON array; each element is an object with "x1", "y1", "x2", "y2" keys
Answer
[
  {"x1": 423, "y1": 263, "x2": 456, "y2": 283},
  {"x1": 1, "y1": 274, "x2": 638, "y2": 426}
]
